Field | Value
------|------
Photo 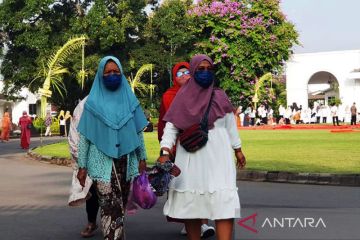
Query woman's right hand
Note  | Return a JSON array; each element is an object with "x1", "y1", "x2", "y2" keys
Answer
[
  {"x1": 157, "y1": 155, "x2": 170, "y2": 164},
  {"x1": 77, "y1": 168, "x2": 87, "y2": 187}
]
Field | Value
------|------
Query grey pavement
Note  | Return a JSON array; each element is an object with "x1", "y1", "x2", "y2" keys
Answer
[{"x1": 0, "y1": 137, "x2": 359, "y2": 240}]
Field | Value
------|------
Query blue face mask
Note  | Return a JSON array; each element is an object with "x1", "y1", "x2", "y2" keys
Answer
[
  {"x1": 103, "y1": 73, "x2": 122, "y2": 91},
  {"x1": 194, "y1": 70, "x2": 214, "y2": 88}
]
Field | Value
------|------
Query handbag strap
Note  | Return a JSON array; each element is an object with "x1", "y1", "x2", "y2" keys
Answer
[{"x1": 200, "y1": 91, "x2": 214, "y2": 129}]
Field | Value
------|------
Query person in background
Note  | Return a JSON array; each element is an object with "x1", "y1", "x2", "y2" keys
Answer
[
  {"x1": 321, "y1": 105, "x2": 329, "y2": 123},
  {"x1": 350, "y1": 102, "x2": 357, "y2": 125},
  {"x1": 143, "y1": 106, "x2": 153, "y2": 132},
  {"x1": 159, "y1": 54, "x2": 246, "y2": 240},
  {"x1": 330, "y1": 104, "x2": 340, "y2": 126},
  {"x1": 278, "y1": 104, "x2": 285, "y2": 124},
  {"x1": 250, "y1": 107, "x2": 256, "y2": 126},
  {"x1": 158, "y1": 61, "x2": 216, "y2": 238},
  {"x1": 59, "y1": 110, "x2": 66, "y2": 136},
  {"x1": 243, "y1": 106, "x2": 251, "y2": 127},
  {"x1": 77, "y1": 56, "x2": 148, "y2": 240},
  {"x1": 68, "y1": 96, "x2": 99, "y2": 238},
  {"x1": 18, "y1": 111, "x2": 32, "y2": 149},
  {"x1": 284, "y1": 106, "x2": 292, "y2": 125},
  {"x1": 44, "y1": 112, "x2": 52, "y2": 137},
  {"x1": 1, "y1": 112, "x2": 12, "y2": 142},
  {"x1": 65, "y1": 110, "x2": 72, "y2": 136},
  {"x1": 158, "y1": 62, "x2": 190, "y2": 142},
  {"x1": 267, "y1": 106, "x2": 274, "y2": 125}
]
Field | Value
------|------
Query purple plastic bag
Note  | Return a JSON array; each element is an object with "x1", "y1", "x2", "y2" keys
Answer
[
  {"x1": 132, "y1": 171, "x2": 157, "y2": 209},
  {"x1": 125, "y1": 182, "x2": 138, "y2": 215}
]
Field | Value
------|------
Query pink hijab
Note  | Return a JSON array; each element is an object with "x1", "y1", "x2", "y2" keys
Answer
[{"x1": 163, "y1": 54, "x2": 233, "y2": 130}]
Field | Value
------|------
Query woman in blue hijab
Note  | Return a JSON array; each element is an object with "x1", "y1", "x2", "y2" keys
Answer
[{"x1": 77, "y1": 56, "x2": 148, "y2": 240}]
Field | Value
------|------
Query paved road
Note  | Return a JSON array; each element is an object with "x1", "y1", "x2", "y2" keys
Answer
[{"x1": 0, "y1": 137, "x2": 359, "y2": 240}]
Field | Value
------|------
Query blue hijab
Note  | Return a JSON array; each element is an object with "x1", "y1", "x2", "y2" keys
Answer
[{"x1": 77, "y1": 56, "x2": 148, "y2": 159}]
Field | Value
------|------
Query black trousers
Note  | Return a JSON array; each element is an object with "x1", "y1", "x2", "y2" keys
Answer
[
  {"x1": 86, "y1": 184, "x2": 99, "y2": 223},
  {"x1": 322, "y1": 117, "x2": 327, "y2": 123},
  {"x1": 332, "y1": 116, "x2": 339, "y2": 126},
  {"x1": 250, "y1": 118, "x2": 255, "y2": 126},
  {"x1": 262, "y1": 117, "x2": 268, "y2": 125},
  {"x1": 59, "y1": 125, "x2": 65, "y2": 136},
  {"x1": 351, "y1": 115, "x2": 357, "y2": 125}
]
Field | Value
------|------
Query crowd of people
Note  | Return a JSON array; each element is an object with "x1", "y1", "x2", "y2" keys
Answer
[{"x1": 237, "y1": 101, "x2": 359, "y2": 127}]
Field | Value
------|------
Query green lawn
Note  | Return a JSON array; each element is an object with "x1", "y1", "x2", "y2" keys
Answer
[{"x1": 33, "y1": 130, "x2": 360, "y2": 174}]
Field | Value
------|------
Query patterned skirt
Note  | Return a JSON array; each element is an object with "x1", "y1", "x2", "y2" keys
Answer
[{"x1": 95, "y1": 157, "x2": 130, "y2": 240}]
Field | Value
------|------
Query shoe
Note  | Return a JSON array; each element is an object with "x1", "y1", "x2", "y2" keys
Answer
[
  {"x1": 180, "y1": 226, "x2": 187, "y2": 235},
  {"x1": 201, "y1": 224, "x2": 215, "y2": 238},
  {"x1": 80, "y1": 223, "x2": 98, "y2": 238}
]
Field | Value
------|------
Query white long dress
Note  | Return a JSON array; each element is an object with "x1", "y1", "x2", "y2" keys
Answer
[{"x1": 160, "y1": 112, "x2": 241, "y2": 220}]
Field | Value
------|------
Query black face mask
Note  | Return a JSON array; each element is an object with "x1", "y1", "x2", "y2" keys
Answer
[{"x1": 103, "y1": 73, "x2": 122, "y2": 91}]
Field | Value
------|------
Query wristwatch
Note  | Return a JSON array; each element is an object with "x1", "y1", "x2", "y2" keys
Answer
[
  {"x1": 234, "y1": 148, "x2": 242, "y2": 153},
  {"x1": 160, "y1": 149, "x2": 170, "y2": 156}
]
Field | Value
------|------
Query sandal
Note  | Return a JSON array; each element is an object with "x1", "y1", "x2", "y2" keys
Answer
[{"x1": 80, "y1": 223, "x2": 98, "y2": 238}]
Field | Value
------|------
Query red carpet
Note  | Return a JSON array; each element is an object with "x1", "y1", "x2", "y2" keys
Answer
[{"x1": 239, "y1": 124, "x2": 360, "y2": 131}]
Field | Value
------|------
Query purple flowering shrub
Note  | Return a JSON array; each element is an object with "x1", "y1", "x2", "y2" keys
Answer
[{"x1": 188, "y1": 0, "x2": 298, "y2": 106}]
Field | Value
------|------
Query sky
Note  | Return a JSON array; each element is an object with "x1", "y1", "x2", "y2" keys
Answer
[{"x1": 280, "y1": 0, "x2": 360, "y2": 53}]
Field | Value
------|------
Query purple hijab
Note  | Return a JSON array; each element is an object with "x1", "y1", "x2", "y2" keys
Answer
[{"x1": 163, "y1": 54, "x2": 233, "y2": 130}]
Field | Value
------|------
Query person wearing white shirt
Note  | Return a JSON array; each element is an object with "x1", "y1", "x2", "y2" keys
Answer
[
  {"x1": 278, "y1": 104, "x2": 285, "y2": 123},
  {"x1": 330, "y1": 105, "x2": 340, "y2": 126}
]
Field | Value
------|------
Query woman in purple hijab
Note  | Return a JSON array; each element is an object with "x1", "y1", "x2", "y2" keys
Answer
[{"x1": 159, "y1": 54, "x2": 246, "y2": 240}]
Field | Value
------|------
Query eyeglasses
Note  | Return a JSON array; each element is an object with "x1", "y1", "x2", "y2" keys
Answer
[{"x1": 176, "y1": 70, "x2": 190, "y2": 78}]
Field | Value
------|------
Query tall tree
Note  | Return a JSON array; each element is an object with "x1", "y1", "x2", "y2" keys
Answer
[
  {"x1": 189, "y1": 0, "x2": 298, "y2": 107},
  {"x1": 132, "y1": 0, "x2": 195, "y2": 100},
  {"x1": 0, "y1": 0, "x2": 152, "y2": 112}
]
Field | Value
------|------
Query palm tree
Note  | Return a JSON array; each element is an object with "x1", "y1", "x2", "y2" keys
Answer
[
  {"x1": 252, "y1": 73, "x2": 273, "y2": 109},
  {"x1": 128, "y1": 64, "x2": 155, "y2": 99},
  {"x1": 35, "y1": 35, "x2": 87, "y2": 117}
]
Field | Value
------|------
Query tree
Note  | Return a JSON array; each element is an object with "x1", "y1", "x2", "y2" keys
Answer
[
  {"x1": 128, "y1": 64, "x2": 154, "y2": 97},
  {"x1": 188, "y1": 0, "x2": 298, "y2": 107},
  {"x1": 141, "y1": 0, "x2": 195, "y2": 86},
  {"x1": 35, "y1": 35, "x2": 87, "y2": 118},
  {"x1": 0, "y1": 0, "x2": 153, "y2": 112}
]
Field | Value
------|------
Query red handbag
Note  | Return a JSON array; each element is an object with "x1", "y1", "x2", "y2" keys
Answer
[{"x1": 179, "y1": 93, "x2": 213, "y2": 152}]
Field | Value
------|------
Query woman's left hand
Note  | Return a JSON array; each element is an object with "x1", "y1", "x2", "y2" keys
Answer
[
  {"x1": 235, "y1": 150, "x2": 246, "y2": 170},
  {"x1": 138, "y1": 160, "x2": 147, "y2": 173}
]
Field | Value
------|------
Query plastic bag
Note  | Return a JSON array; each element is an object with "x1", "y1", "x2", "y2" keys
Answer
[
  {"x1": 132, "y1": 171, "x2": 157, "y2": 209},
  {"x1": 125, "y1": 182, "x2": 139, "y2": 215},
  {"x1": 68, "y1": 169, "x2": 93, "y2": 207}
]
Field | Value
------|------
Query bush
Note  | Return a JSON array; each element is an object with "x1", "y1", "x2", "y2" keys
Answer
[
  {"x1": 328, "y1": 98, "x2": 342, "y2": 106},
  {"x1": 32, "y1": 117, "x2": 45, "y2": 132},
  {"x1": 32, "y1": 117, "x2": 60, "y2": 134}
]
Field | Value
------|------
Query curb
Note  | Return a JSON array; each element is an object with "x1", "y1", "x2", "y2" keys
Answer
[
  {"x1": 237, "y1": 170, "x2": 360, "y2": 187},
  {"x1": 27, "y1": 149, "x2": 72, "y2": 167},
  {"x1": 27, "y1": 148, "x2": 360, "y2": 187}
]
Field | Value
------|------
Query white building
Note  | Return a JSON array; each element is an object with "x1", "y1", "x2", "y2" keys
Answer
[
  {"x1": 0, "y1": 81, "x2": 40, "y2": 124},
  {"x1": 0, "y1": 55, "x2": 41, "y2": 124},
  {"x1": 286, "y1": 49, "x2": 360, "y2": 109}
]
